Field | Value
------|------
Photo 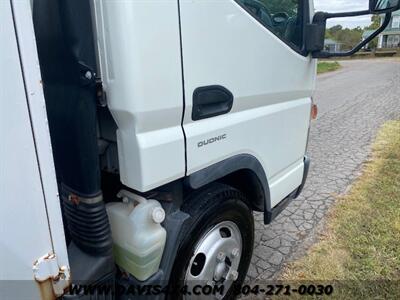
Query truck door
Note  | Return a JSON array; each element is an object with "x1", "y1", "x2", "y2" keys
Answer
[{"x1": 180, "y1": 0, "x2": 316, "y2": 208}]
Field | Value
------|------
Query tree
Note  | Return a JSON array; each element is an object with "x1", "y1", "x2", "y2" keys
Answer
[
  {"x1": 324, "y1": 14, "x2": 383, "y2": 51},
  {"x1": 329, "y1": 25, "x2": 343, "y2": 35},
  {"x1": 365, "y1": 15, "x2": 381, "y2": 30},
  {"x1": 325, "y1": 25, "x2": 362, "y2": 50}
]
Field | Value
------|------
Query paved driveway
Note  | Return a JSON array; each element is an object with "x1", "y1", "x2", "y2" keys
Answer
[{"x1": 248, "y1": 59, "x2": 400, "y2": 280}]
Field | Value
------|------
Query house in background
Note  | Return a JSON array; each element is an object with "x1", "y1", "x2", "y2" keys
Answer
[
  {"x1": 378, "y1": 10, "x2": 400, "y2": 48},
  {"x1": 362, "y1": 30, "x2": 375, "y2": 49},
  {"x1": 324, "y1": 39, "x2": 342, "y2": 52}
]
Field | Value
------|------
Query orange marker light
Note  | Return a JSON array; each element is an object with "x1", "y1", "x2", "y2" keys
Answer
[{"x1": 311, "y1": 103, "x2": 318, "y2": 120}]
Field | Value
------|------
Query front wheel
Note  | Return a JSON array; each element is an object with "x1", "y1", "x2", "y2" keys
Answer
[{"x1": 169, "y1": 183, "x2": 254, "y2": 299}]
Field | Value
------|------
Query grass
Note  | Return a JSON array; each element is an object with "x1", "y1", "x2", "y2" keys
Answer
[
  {"x1": 317, "y1": 61, "x2": 341, "y2": 74},
  {"x1": 280, "y1": 120, "x2": 400, "y2": 299}
]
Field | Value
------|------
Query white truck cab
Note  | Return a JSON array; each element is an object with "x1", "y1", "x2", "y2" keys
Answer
[{"x1": 1, "y1": 0, "x2": 398, "y2": 299}]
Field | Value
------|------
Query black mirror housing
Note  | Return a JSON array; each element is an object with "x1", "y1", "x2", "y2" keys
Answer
[
  {"x1": 305, "y1": 12, "x2": 327, "y2": 53},
  {"x1": 370, "y1": 0, "x2": 400, "y2": 14}
]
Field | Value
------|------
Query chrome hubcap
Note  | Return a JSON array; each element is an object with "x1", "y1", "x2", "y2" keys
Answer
[{"x1": 184, "y1": 221, "x2": 242, "y2": 299}]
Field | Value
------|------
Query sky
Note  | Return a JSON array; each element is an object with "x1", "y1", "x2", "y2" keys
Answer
[{"x1": 314, "y1": 0, "x2": 373, "y2": 28}]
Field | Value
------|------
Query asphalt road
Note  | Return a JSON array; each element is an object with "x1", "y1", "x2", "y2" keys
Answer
[{"x1": 248, "y1": 59, "x2": 400, "y2": 281}]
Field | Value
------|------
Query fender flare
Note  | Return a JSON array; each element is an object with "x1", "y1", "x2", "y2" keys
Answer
[{"x1": 185, "y1": 154, "x2": 272, "y2": 211}]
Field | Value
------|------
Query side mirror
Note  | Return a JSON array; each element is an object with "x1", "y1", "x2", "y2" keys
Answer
[
  {"x1": 371, "y1": 0, "x2": 400, "y2": 13},
  {"x1": 306, "y1": 0, "x2": 400, "y2": 58}
]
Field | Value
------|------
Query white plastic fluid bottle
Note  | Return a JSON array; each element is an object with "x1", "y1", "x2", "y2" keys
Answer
[{"x1": 106, "y1": 190, "x2": 167, "y2": 281}]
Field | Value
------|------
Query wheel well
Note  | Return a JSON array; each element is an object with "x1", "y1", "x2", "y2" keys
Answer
[
  {"x1": 184, "y1": 154, "x2": 270, "y2": 212},
  {"x1": 218, "y1": 169, "x2": 265, "y2": 212}
]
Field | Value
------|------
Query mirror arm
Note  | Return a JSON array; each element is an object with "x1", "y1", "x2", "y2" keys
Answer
[
  {"x1": 312, "y1": 13, "x2": 392, "y2": 59},
  {"x1": 324, "y1": 10, "x2": 371, "y2": 19}
]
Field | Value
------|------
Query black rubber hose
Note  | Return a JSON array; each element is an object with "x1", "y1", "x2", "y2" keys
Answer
[{"x1": 33, "y1": 0, "x2": 113, "y2": 256}]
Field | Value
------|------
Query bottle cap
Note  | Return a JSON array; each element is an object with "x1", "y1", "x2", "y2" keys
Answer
[{"x1": 152, "y1": 207, "x2": 165, "y2": 224}]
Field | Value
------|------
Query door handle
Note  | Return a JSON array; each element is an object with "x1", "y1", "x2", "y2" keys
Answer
[{"x1": 192, "y1": 85, "x2": 234, "y2": 121}]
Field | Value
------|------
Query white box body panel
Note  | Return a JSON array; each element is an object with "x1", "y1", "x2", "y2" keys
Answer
[{"x1": 0, "y1": 1, "x2": 69, "y2": 298}]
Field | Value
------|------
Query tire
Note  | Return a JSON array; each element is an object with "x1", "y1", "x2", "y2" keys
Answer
[{"x1": 168, "y1": 183, "x2": 254, "y2": 299}]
